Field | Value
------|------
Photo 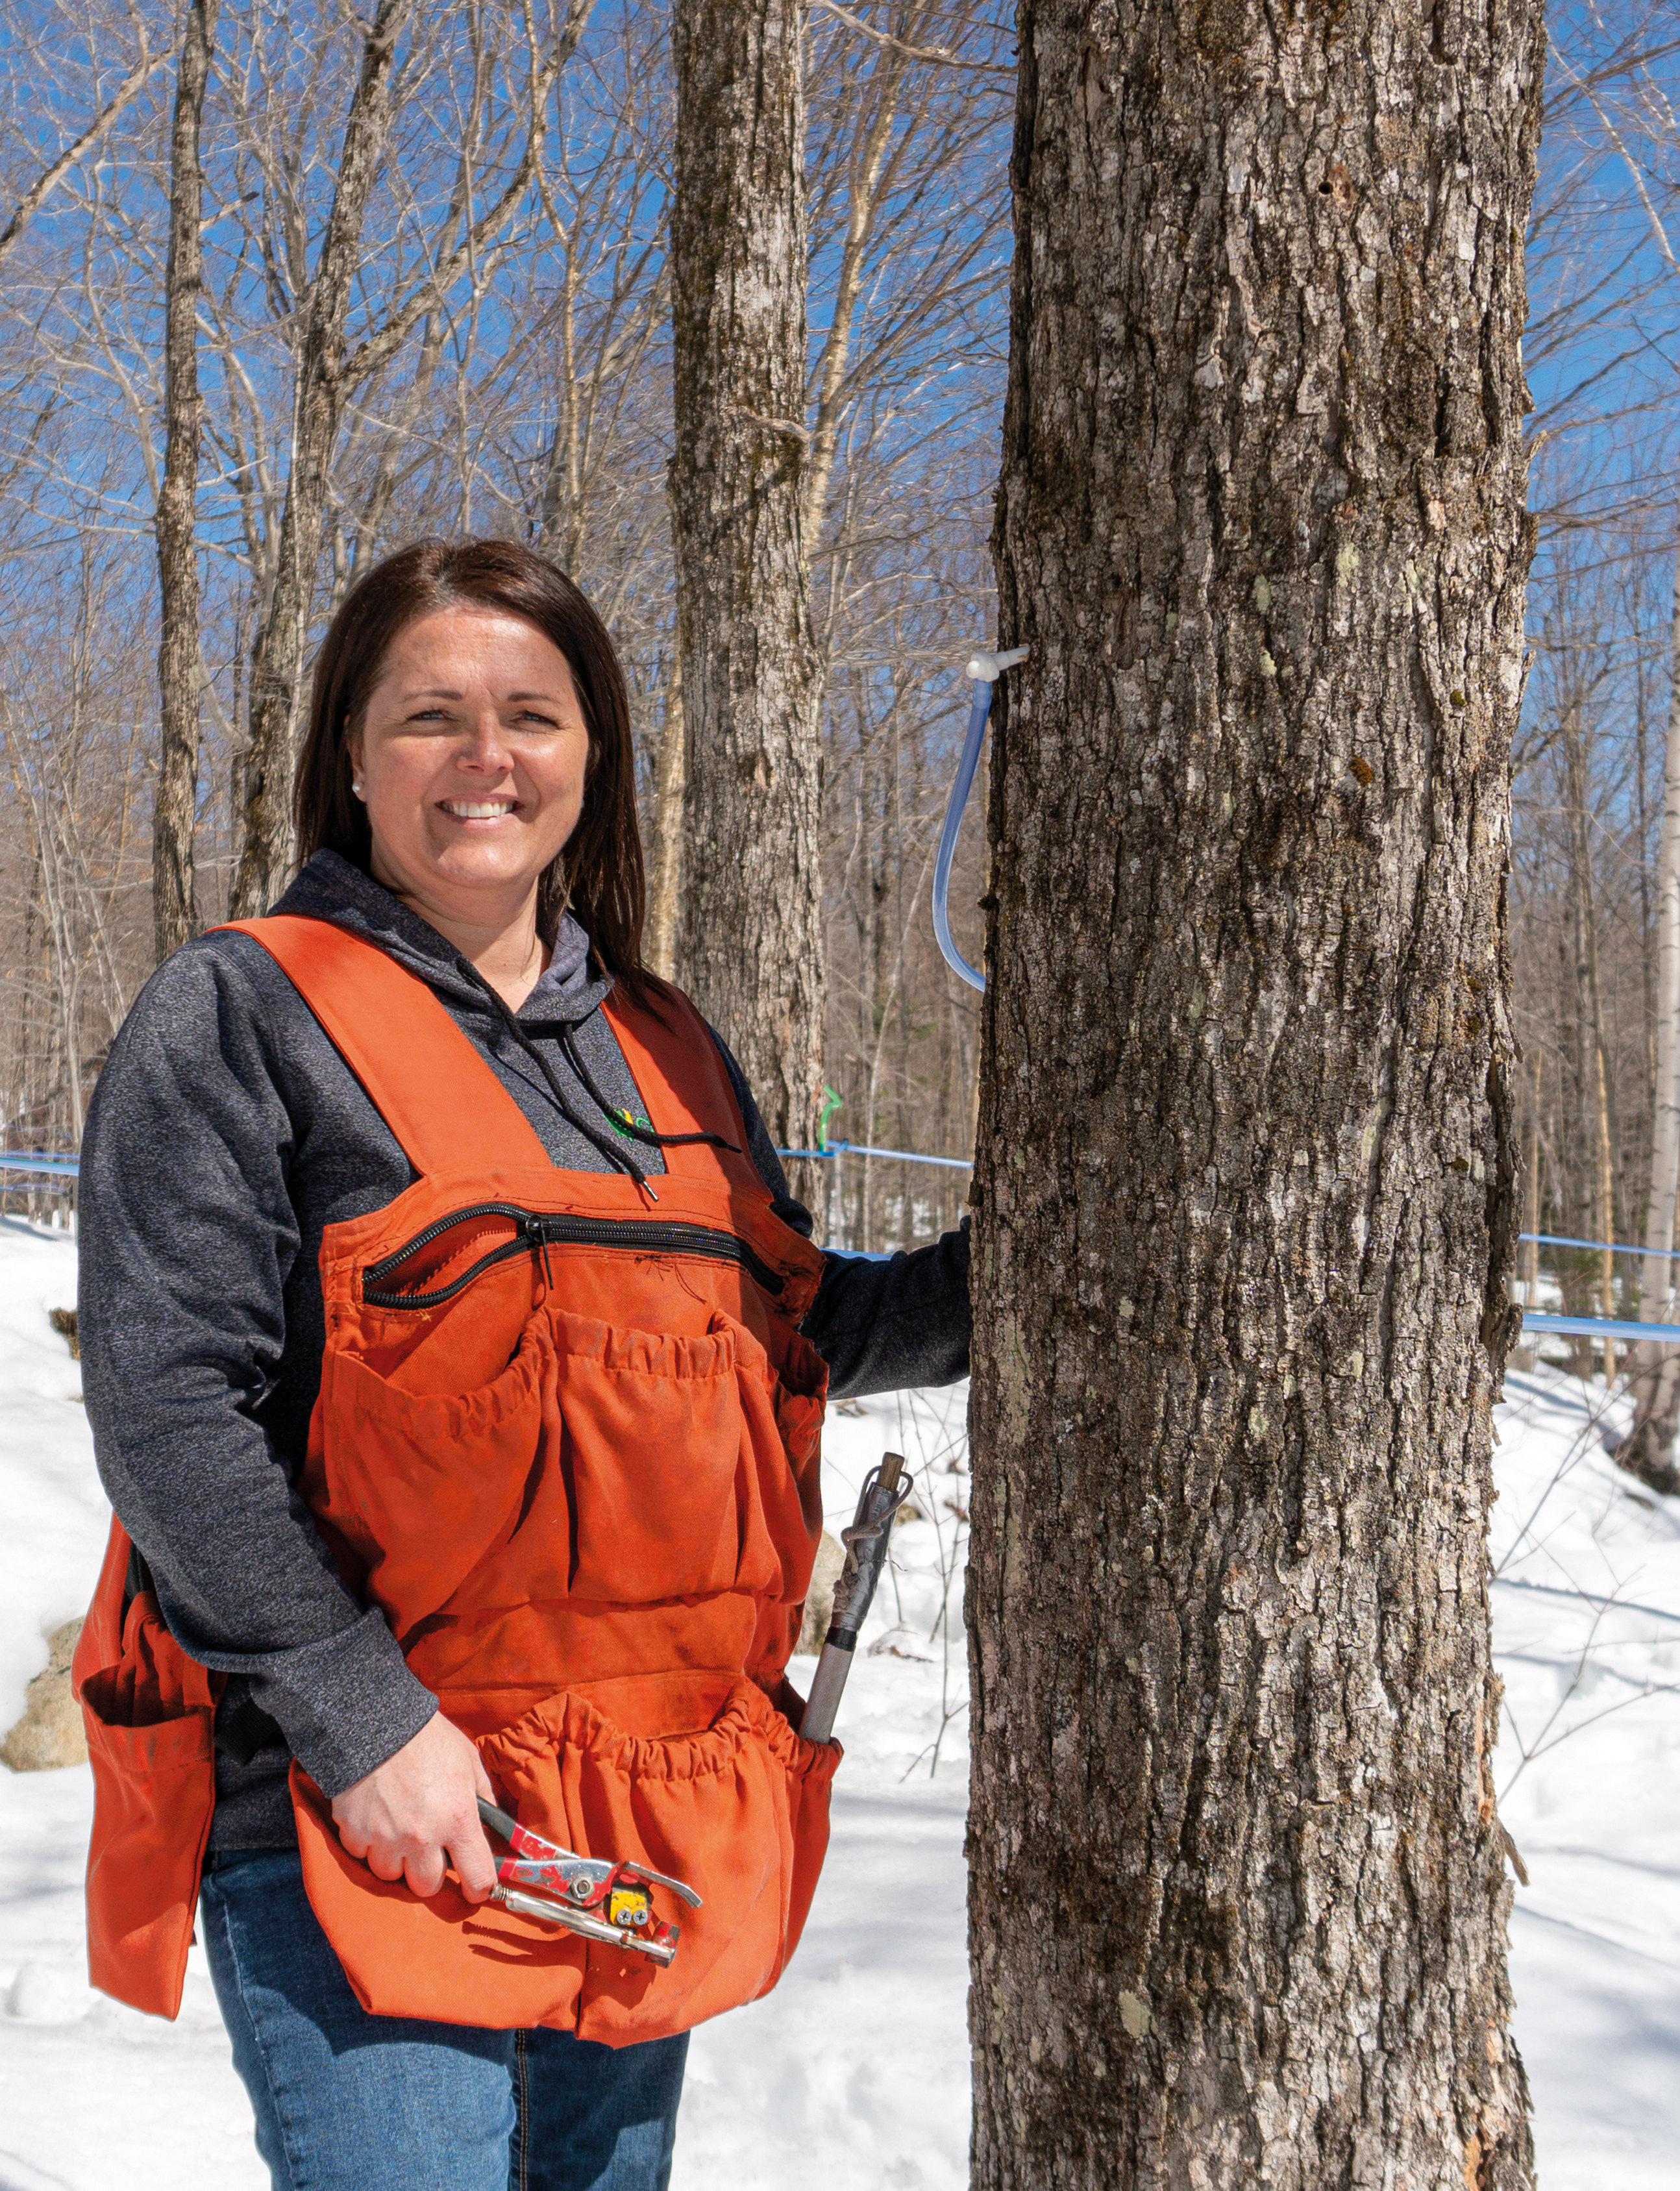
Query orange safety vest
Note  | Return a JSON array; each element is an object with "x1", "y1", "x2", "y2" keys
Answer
[{"x1": 74, "y1": 915, "x2": 837, "y2": 2039}]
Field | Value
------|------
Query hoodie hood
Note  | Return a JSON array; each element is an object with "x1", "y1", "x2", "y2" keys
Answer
[{"x1": 273, "y1": 851, "x2": 615, "y2": 1031}]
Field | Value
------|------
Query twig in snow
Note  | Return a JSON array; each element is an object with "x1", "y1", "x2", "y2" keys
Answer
[{"x1": 1496, "y1": 1369, "x2": 1631, "y2": 1578}]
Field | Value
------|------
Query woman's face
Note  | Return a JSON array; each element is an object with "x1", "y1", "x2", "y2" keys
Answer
[{"x1": 349, "y1": 607, "x2": 591, "y2": 929}]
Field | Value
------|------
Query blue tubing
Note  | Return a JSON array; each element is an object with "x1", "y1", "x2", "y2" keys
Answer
[
  {"x1": 932, "y1": 680, "x2": 994, "y2": 993},
  {"x1": 1524, "y1": 1312, "x2": 1680, "y2": 1343},
  {"x1": 776, "y1": 1140, "x2": 972, "y2": 1169},
  {"x1": 1522, "y1": 1230, "x2": 1680, "y2": 1261}
]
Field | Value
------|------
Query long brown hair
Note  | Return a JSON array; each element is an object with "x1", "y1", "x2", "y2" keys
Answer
[{"x1": 293, "y1": 538, "x2": 648, "y2": 993}]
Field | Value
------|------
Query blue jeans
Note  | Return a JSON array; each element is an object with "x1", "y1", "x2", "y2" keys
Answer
[{"x1": 199, "y1": 1851, "x2": 688, "y2": 2191}]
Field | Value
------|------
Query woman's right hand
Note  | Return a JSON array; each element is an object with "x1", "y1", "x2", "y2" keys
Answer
[{"x1": 330, "y1": 1709, "x2": 499, "y2": 1902}]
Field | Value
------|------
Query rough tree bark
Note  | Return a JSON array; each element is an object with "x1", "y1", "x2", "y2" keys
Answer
[
  {"x1": 669, "y1": 0, "x2": 826, "y2": 1183},
  {"x1": 151, "y1": 0, "x2": 217, "y2": 963},
  {"x1": 967, "y1": 2, "x2": 1543, "y2": 2185}
]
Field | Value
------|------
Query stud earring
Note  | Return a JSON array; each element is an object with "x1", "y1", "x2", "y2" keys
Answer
[{"x1": 351, "y1": 779, "x2": 365, "y2": 800}]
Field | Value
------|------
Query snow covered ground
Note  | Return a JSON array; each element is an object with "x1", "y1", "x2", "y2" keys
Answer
[
  {"x1": 1492, "y1": 1365, "x2": 1680, "y2": 2188},
  {"x1": 1, "y1": 1215, "x2": 1679, "y2": 2188}
]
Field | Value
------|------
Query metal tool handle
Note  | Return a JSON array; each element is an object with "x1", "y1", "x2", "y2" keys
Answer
[
  {"x1": 802, "y1": 1452, "x2": 908, "y2": 1744},
  {"x1": 492, "y1": 1883, "x2": 678, "y2": 1966}
]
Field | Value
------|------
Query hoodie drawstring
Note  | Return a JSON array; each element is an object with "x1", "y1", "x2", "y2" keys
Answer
[
  {"x1": 458, "y1": 959, "x2": 660, "y2": 1202},
  {"x1": 557, "y1": 1024, "x2": 739, "y2": 1156}
]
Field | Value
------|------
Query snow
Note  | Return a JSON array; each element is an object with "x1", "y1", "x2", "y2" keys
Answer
[
  {"x1": 0, "y1": 1217, "x2": 102, "y2": 1745},
  {"x1": 2, "y1": 1222, "x2": 1679, "y2": 2188},
  {"x1": 680, "y1": 1386, "x2": 972, "y2": 2191},
  {"x1": 1492, "y1": 1367, "x2": 1680, "y2": 2188}
]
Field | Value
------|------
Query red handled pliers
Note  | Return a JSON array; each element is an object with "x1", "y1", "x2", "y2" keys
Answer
[{"x1": 476, "y1": 1798, "x2": 701, "y2": 1967}]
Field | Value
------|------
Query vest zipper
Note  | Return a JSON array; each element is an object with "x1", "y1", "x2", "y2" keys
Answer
[{"x1": 361, "y1": 1202, "x2": 787, "y2": 1312}]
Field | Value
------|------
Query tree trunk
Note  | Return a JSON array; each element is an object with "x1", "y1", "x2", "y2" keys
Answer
[
  {"x1": 968, "y1": 3, "x2": 1542, "y2": 2185},
  {"x1": 1593, "y1": 1062, "x2": 1617, "y2": 1372},
  {"x1": 1524, "y1": 1055, "x2": 1541, "y2": 1302},
  {"x1": 1625, "y1": 522, "x2": 1680, "y2": 1486},
  {"x1": 800, "y1": 51, "x2": 904, "y2": 558},
  {"x1": 669, "y1": 0, "x2": 825, "y2": 1195},
  {"x1": 225, "y1": 0, "x2": 585, "y2": 922},
  {"x1": 1555, "y1": 828, "x2": 1598, "y2": 1370},
  {"x1": 645, "y1": 650, "x2": 686, "y2": 982},
  {"x1": 1511, "y1": 1054, "x2": 1542, "y2": 1370},
  {"x1": 152, "y1": 0, "x2": 218, "y2": 963},
  {"x1": 1563, "y1": 706, "x2": 1619, "y2": 1377},
  {"x1": 229, "y1": 0, "x2": 417, "y2": 919}
]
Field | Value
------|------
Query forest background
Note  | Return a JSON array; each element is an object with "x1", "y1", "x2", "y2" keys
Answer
[{"x1": 0, "y1": 0, "x2": 1669, "y2": 1283}]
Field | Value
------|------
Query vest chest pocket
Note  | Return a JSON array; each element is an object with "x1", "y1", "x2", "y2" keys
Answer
[
  {"x1": 314, "y1": 1333, "x2": 549, "y2": 1636},
  {"x1": 317, "y1": 1302, "x2": 822, "y2": 1626},
  {"x1": 545, "y1": 1310, "x2": 745, "y2": 1605},
  {"x1": 552, "y1": 1309, "x2": 829, "y2": 1613}
]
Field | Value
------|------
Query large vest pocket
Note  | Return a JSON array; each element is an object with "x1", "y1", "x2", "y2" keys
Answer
[
  {"x1": 290, "y1": 1675, "x2": 839, "y2": 2042},
  {"x1": 73, "y1": 1523, "x2": 219, "y2": 2021},
  {"x1": 728, "y1": 1322, "x2": 828, "y2": 1668},
  {"x1": 481, "y1": 1675, "x2": 839, "y2": 2044},
  {"x1": 321, "y1": 1307, "x2": 782, "y2": 1629}
]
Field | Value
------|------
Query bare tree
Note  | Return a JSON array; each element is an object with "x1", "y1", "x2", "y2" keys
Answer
[
  {"x1": 669, "y1": 0, "x2": 824, "y2": 1174},
  {"x1": 967, "y1": 3, "x2": 1542, "y2": 2186},
  {"x1": 230, "y1": 0, "x2": 593, "y2": 917},
  {"x1": 0, "y1": 0, "x2": 1012, "y2": 1248},
  {"x1": 644, "y1": 649, "x2": 683, "y2": 980},
  {"x1": 0, "y1": 536, "x2": 150, "y2": 1154},
  {"x1": 1627, "y1": 519, "x2": 1680, "y2": 1485},
  {"x1": 1562, "y1": 692, "x2": 1624, "y2": 1374},
  {"x1": 0, "y1": 1, "x2": 168, "y2": 271},
  {"x1": 1536, "y1": 36, "x2": 1680, "y2": 1465},
  {"x1": 151, "y1": 0, "x2": 217, "y2": 959}
]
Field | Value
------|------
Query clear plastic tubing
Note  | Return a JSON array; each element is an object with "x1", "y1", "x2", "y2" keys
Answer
[{"x1": 932, "y1": 648, "x2": 1028, "y2": 993}]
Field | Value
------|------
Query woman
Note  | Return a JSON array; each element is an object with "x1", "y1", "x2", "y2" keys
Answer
[{"x1": 73, "y1": 539, "x2": 971, "y2": 2191}]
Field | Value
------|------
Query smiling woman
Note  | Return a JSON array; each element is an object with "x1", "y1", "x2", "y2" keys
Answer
[
  {"x1": 294, "y1": 540, "x2": 647, "y2": 1013},
  {"x1": 350, "y1": 610, "x2": 593, "y2": 1005},
  {"x1": 69, "y1": 537, "x2": 976, "y2": 2191}
]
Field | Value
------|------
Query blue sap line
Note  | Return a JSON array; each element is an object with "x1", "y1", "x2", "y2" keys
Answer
[
  {"x1": 931, "y1": 679, "x2": 992, "y2": 993},
  {"x1": 776, "y1": 1139, "x2": 972, "y2": 1169},
  {"x1": 1524, "y1": 1312, "x2": 1680, "y2": 1343},
  {"x1": 1524, "y1": 1229, "x2": 1680, "y2": 1261}
]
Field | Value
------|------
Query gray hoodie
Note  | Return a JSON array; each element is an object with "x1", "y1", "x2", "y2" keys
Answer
[{"x1": 77, "y1": 852, "x2": 970, "y2": 1849}]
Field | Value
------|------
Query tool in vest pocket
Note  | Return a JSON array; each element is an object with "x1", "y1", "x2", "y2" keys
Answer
[
  {"x1": 475, "y1": 1798, "x2": 702, "y2": 1966},
  {"x1": 800, "y1": 1450, "x2": 909, "y2": 1744}
]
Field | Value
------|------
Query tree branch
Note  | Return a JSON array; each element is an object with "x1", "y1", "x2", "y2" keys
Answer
[
  {"x1": 0, "y1": 12, "x2": 172, "y2": 269},
  {"x1": 809, "y1": 0, "x2": 1009, "y2": 76}
]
